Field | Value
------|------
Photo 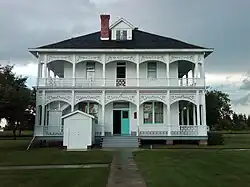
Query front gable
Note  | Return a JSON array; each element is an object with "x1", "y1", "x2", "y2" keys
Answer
[{"x1": 110, "y1": 18, "x2": 135, "y2": 41}]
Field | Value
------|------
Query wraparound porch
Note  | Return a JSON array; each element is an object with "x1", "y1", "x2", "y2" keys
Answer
[{"x1": 34, "y1": 124, "x2": 208, "y2": 138}]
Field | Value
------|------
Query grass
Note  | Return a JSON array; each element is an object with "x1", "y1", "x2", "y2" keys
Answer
[
  {"x1": 134, "y1": 150, "x2": 250, "y2": 187},
  {"x1": 142, "y1": 133, "x2": 250, "y2": 149},
  {"x1": 0, "y1": 168, "x2": 110, "y2": 187},
  {"x1": 0, "y1": 139, "x2": 112, "y2": 187},
  {"x1": 0, "y1": 139, "x2": 113, "y2": 166}
]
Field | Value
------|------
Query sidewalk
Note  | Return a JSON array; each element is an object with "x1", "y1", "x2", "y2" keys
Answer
[
  {"x1": 0, "y1": 163, "x2": 109, "y2": 170},
  {"x1": 107, "y1": 149, "x2": 147, "y2": 187}
]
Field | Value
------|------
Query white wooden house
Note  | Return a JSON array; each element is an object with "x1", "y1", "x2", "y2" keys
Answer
[{"x1": 29, "y1": 15, "x2": 213, "y2": 147}]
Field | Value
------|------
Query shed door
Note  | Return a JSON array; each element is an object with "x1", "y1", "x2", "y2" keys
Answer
[{"x1": 68, "y1": 120, "x2": 85, "y2": 149}]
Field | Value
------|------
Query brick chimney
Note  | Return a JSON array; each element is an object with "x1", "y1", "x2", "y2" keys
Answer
[{"x1": 100, "y1": 14, "x2": 110, "y2": 40}]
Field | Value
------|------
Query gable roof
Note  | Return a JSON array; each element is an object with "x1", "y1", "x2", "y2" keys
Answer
[
  {"x1": 35, "y1": 29, "x2": 213, "y2": 56},
  {"x1": 61, "y1": 110, "x2": 94, "y2": 119},
  {"x1": 110, "y1": 18, "x2": 135, "y2": 29}
]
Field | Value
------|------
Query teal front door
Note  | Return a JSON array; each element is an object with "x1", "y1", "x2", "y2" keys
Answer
[{"x1": 121, "y1": 110, "x2": 129, "y2": 135}]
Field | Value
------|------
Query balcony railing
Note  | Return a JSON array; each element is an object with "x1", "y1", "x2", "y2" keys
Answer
[{"x1": 37, "y1": 78, "x2": 204, "y2": 88}]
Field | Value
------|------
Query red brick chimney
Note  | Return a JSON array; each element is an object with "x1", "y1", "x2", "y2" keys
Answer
[{"x1": 100, "y1": 14, "x2": 110, "y2": 40}]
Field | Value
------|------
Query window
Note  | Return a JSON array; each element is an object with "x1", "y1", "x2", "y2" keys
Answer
[
  {"x1": 86, "y1": 62, "x2": 95, "y2": 79},
  {"x1": 78, "y1": 102, "x2": 99, "y2": 124},
  {"x1": 116, "y1": 30, "x2": 127, "y2": 40},
  {"x1": 89, "y1": 103, "x2": 99, "y2": 124},
  {"x1": 143, "y1": 102, "x2": 153, "y2": 124},
  {"x1": 86, "y1": 62, "x2": 95, "y2": 72},
  {"x1": 147, "y1": 62, "x2": 157, "y2": 79},
  {"x1": 143, "y1": 102, "x2": 163, "y2": 124},
  {"x1": 154, "y1": 102, "x2": 163, "y2": 123},
  {"x1": 113, "y1": 102, "x2": 129, "y2": 109}
]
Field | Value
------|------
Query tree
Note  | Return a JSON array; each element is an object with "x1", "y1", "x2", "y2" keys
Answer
[
  {"x1": 0, "y1": 65, "x2": 32, "y2": 139},
  {"x1": 206, "y1": 89, "x2": 233, "y2": 130},
  {"x1": 247, "y1": 115, "x2": 250, "y2": 128}
]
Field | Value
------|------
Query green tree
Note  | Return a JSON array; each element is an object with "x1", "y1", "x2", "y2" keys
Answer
[
  {"x1": 206, "y1": 89, "x2": 233, "y2": 130},
  {"x1": 0, "y1": 65, "x2": 32, "y2": 139}
]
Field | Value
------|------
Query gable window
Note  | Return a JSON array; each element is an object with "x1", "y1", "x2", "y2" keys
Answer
[
  {"x1": 147, "y1": 62, "x2": 157, "y2": 79},
  {"x1": 116, "y1": 30, "x2": 127, "y2": 40},
  {"x1": 143, "y1": 102, "x2": 163, "y2": 124}
]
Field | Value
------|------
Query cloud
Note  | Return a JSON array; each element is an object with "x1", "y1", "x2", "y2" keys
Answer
[
  {"x1": 1, "y1": 0, "x2": 250, "y2": 103},
  {"x1": 0, "y1": 0, "x2": 249, "y2": 74}
]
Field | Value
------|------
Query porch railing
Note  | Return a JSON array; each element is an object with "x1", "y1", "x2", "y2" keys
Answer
[
  {"x1": 34, "y1": 124, "x2": 103, "y2": 137},
  {"x1": 139, "y1": 125, "x2": 207, "y2": 136},
  {"x1": 34, "y1": 125, "x2": 207, "y2": 137},
  {"x1": 37, "y1": 78, "x2": 204, "y2": 88},
  {"x1": 34, "y1": 125, "x2": 63, "y2": 136}
]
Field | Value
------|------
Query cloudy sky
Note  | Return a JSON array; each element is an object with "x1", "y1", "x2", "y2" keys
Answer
[{"x1": 1, "y1": 0, "x2": 250, "y2": 103}]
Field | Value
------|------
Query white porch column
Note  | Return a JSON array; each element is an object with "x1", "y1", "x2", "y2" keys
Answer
[
  {"x1": 193, "y1": 105, "x2": 196, "y2": 125},
  {"x1": 136, "y1": 90, "x2": 140, "y2": 136},
  {"x1": 192, "y1": 69, "x2": 195, "y2": 85},
  {"x1": 44, "y1": 55, "x2": 48, "y2": 78},
  {"x1": 41, "y1": 90, "x2": 46, "y2": 126},
  {"x1": 71, "y1": 91, "x2": 74, "y2": 112},
  {"x1": 194, "y1": 56, "x2": 199, "y2": 85},
  {"x1": 102, "y1": 59, "x2": 106, "y2": 86},
  {"x1": 101, "y1": 90, "x2": 105, "y2": 136},
  {"x1": 72, "y1": 55, "x2": 76, "y2": 86},
  {"x1": 196, "y1": 91, "x2": 201, "y2": 125},
  {"x1": 136, "y1": 54, "x2": 140, "y2": 86},
  {"x1": 202, "y1": 90, "x2": 207, "y2": 126},
  {"x1": 37, "y1": 59, "x2": 42, "y2": 86},
  {"x1": 167, "y1": 90, "x2": 171, "y2": 136},
  {"x1": 201, "y1": 62, "x2": 205, "y2": 86},
  {"x1": 166, "y1": 59, "x2": 169, "y2": 86},
  {"x1": 187, "y1": 107, "x2": 190, "y2": 125}
]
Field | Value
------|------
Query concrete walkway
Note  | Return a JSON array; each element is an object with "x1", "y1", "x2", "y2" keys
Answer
[
  {"x1": 0, "y1": 164, "x2": 109, "y2": 170},
  {"x1": 107, "y1": 149, "x2": 147, "y2": 187}
]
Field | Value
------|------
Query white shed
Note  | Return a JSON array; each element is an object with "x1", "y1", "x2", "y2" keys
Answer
[{"x1": 61, "y1": 110, "x2": 95, "y2": 151}]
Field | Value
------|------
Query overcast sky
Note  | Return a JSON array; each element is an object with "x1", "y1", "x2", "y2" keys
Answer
[{"x1": 1, "y1": 0, "x2": 250, "y2": 100}]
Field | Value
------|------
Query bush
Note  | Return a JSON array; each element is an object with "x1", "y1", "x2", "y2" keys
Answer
[{"x1": 207, "y1": 132, "x2": 224, "y2": 145}]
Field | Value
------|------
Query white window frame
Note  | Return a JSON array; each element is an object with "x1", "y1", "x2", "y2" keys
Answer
[
  {"x1": 147, "y1": 62, "x2": 157, "y2": 79},
  {"x1": 143, "y1": 101, "x2": 163, "y2": 124},
  {"x1": 116, "y1": 30, "x2": 128, "y2": 40}
]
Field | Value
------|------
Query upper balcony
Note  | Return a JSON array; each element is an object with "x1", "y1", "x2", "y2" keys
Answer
[
  {"x1": 37, "y1": 77, "x2": 204, "y2": 88},
  {"x1": 36, "y1": 53, "x2": 206, "y2": 89}
]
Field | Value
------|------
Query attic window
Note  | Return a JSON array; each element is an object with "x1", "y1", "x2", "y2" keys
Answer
[{"x1": 116, "y1": 30, "x2": 127, "y2": 40}]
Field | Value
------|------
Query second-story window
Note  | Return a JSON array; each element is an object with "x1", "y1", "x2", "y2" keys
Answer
[
  {"x1": 86, "y1": 62, "x2": 95, "y2": 79},
  {"x1": 147, "y1": 62, "x2": 157, "y2": 79},
  {"x1": 116, "y1": 30, "x2": 127, "y2": 40}
]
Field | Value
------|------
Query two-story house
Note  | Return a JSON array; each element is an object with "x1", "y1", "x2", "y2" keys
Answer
[{"x1": 29, "y1": 15, "x2": 213, "y2": 148}]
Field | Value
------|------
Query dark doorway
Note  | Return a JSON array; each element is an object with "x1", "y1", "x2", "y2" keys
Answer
[
  {"x1": 116, "y1": 62, "x2": 126, "y2": 86},
  {"x1": 113, "y1": 110, "x2": 121, "y2": 134}
]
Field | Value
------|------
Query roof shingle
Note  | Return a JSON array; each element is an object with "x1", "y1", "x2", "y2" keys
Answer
[{"x1": 38, "y1": 30, "x2": 209, "y2": 50}]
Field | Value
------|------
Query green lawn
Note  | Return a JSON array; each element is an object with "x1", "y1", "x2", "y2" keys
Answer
[
  {"x1": 223, "y1": 133, "x2": 250, "y2": 148},
  {"x1": 134, "y1": 150, "x2": 250, "y2": 187},
  {"x1": 0, "y1": 168, "x2": 110, "y2": 187},
  {"x1": 144, "y1": 133, "x2": 250, "y2": 149},
  {"x1": 0, "y1": 139, "x2": 113, "y2": 166},
  {"x1": 0, "y1": 139, "x2": 112, "y2": 187}
]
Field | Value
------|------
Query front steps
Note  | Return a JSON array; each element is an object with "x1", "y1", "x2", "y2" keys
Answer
[{"x1": 102, "y1": 136, "x2": 139, "y2": 148}]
